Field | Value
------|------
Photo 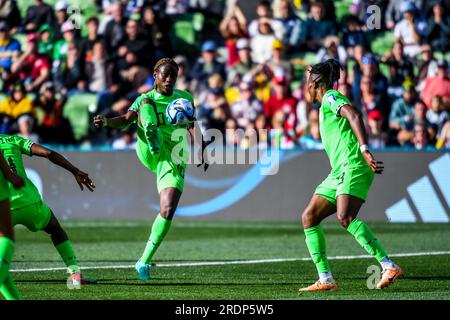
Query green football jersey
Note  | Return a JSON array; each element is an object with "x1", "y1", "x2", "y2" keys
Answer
[
  {"x1": 319, "y1": 90, "x2": 367, "y2": 172},
  {"x1": 0, "y1": 134, "x2": 41, "y2": 210},
  {"x1": 128, "y1": 88, "x2": 194, "y2": 161}
]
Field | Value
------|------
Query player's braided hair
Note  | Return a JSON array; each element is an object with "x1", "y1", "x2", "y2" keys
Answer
[
  {"x1": 308, "y1": 59, "x2": 343, "y2": 89},
  {"x1": 153, "y1": 58, "x2": 179, "y2": 74}
]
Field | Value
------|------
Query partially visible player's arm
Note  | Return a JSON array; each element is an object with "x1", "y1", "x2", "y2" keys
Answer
[
  {"x1": 93, "y1": 111, "x2": 137, "y2": 129},
  {"x1": 30, "y1": 144, "x2": 96, "y2": 191},
  {"x1": 0, "y1": 152, "x2": 24, "y2": 188},
  {"x1": 339, "y1": 104, "x2": 384, "y2": 174}
]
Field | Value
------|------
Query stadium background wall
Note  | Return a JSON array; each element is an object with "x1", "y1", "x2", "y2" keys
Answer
[{"x1": 23, "y1": 150, "x2": 450, "y2": 223}]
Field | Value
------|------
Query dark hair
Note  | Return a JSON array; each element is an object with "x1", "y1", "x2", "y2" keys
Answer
[
  {"x1": 258, "y1": 0, "x2": 271, "y2": 9},
  {"x1": 153, "y1": 57, "x2": 179, "y2": 74},
  {"x1": 93, "y1": 39, "x2": 105, "y2": 46},
  {"x1": 309, "y1": 59, "x2": 343, "y2": 89},
  {"x1": 87, "y1": 16, "x2": 99, "y2": 25}
]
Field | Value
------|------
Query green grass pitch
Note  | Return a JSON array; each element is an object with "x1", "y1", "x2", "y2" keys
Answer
[{"x1": 9, "y1": 220, "x2": 450, "y2": 300}]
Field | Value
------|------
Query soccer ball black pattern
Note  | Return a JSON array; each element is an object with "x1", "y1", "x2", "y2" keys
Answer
[{"x1": 166, "y1": 98, "x2": 195, "y2": 126}]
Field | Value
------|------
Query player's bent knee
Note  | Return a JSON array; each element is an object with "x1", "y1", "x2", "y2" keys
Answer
[
  {"x1": 160, "y1": 204, "x2": 176, "y2": 220},
  {"x1": 301, "y1": 207, "x2": 316, "y2": 229},
  {"x1": 337, "y1": 214, "x2": 352, "y2": 229}
]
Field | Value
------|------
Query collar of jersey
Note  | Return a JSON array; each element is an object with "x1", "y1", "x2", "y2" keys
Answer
[{"x1": 153, "y1": 90, "x2": 175, "y2": 99}]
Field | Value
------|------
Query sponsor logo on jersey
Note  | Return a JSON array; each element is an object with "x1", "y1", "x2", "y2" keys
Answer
[{"x1": 326, "y1": 94, "x2": 336, "y2": 106}]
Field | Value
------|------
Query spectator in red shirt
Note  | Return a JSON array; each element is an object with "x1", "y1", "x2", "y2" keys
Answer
[
  {"x1": 11, "y1": 33, "x2": 50, "y2": 93},
  {"x1": 264, "y1": 70, "x2": 298, "y2": 129},
  {"x1": 421, "y1": 60, "x2": 450, "y2": 109},
  {"x1": 34, "y1": 81, "x2": 74, "y2": 144}
]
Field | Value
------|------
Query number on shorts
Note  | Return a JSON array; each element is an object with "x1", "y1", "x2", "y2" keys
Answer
[{"x1": 338, "y1": 172, "x2": 345, "y2": 185}]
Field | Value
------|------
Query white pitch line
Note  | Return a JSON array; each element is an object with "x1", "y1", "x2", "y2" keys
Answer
[{"x1": 10, "y1": 250, "x2": 450, "y2": 273}]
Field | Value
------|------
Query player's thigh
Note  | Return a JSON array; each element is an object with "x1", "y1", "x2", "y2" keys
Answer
[
  {"x1": 12, "y1": 202, "x2": 52, "y2": 232},
  {"x1": 314, "y1": 172, "x2": 338, "y2": 205},
  {"x1": 336, "y1": 194, "x2": 365, "y2": 228},
  {"x1": 0, "y1": 176, "x2": 10, "y2": 204},
  {"x1": 335, "y1": 168, "x2": 374, "y2": 227},
  {"x1": 156, "y1": 151, "x2": 185, "y2": 195},
  {"x1": 136, "y1": 140, "x2": 159, "y2": 173},
  {"x1": 0, "y1": 199, "x2": 14, "y2": 239},
  {"x1": 301, "y1": 194, "x2": 337, "y2": 228}
]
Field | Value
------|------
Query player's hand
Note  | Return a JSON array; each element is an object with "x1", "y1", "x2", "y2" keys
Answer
[
  {"x1": 74, "y1": 170, "x2": 96, "y2": 192},
  {"x1": 93, "y1": 115, "x2": 107, "y2": 129},
  {"x1": 5, "y1": 172, "x2": 25, "y2": 189},
  {"x1": 362, "y1": 151, "x2": 384, "y2": 174}
]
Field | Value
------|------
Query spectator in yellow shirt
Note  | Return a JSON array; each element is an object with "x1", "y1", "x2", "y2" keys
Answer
[{"x1": 0, "y1": 83, "x2": 34, "y2": 134}]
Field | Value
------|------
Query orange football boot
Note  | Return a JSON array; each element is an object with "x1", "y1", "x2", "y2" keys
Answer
[
  {"x1": 376, "y1": 265, "x2": 403, "y2": 289},
  {"x1": 299, "y1": 280, "x2": 337, "y2": 292}
]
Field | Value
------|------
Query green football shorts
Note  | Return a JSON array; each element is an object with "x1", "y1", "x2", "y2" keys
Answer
[
  {"x1": 315, "y1": 166, "x2": 374, "y2": 205},
  {"x1": 0, "y1": 175, "x2": 10, "y2": 202},
  {"x1": 12, "y1": 201, "x2": 52, "y2": 232},
  {"x1": 136, "y1": 140, "x2": 186, "y2": 193}
]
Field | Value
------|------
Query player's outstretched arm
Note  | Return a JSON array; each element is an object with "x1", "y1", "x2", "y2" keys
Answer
[
  {"x1": 340, "y1": 104, "x2": 384, "y2": 174},
  {"x1": 93, "y1": 111, "x2": 137, "y2": 130},
  {"x1": 0, "y1": 152, "x2": 24, "y2": 189},
  {"x1": 30, "y1": 144, "x2": 96, "y2": 192}
]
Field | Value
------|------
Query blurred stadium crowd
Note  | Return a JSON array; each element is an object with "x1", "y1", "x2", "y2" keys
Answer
[{"x1": 0, "y1": 0, "x2": 449, "y2": 150}]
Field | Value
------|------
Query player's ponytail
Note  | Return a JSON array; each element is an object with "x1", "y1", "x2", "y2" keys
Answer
[{"x1": 309, "y1": 59, "x2": 343, "y2": 89}]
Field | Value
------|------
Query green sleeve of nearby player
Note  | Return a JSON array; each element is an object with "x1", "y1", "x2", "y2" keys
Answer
[{"x1": 11, "y1": 135, "x2": 34, "y2": 156}]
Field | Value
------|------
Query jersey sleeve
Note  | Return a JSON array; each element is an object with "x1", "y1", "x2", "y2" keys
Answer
[
  {"x1": 12, "y1": 135, "x2": 33, "y2": 156},
  {"x1": 128, "y1": 95, "x2": 143, "y2": 116},
  {"x1": 325, "y1": 91, "x2": 351, "y2": 117}
]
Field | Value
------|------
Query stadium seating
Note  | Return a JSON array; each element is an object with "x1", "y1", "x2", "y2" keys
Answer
[
  {"x1": 169, "y1": 13, "x2": 205, "y2": 59},
  {"x1": 62, "y1": 93, "x2": 98, "y2": 141}
]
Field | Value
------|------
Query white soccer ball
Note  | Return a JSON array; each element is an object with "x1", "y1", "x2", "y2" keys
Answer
[{"x1": 166, "y1": 98, "x2": 195, "y2": 126}]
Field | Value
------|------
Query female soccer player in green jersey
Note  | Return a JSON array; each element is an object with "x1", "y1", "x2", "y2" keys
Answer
[
  {"x1": 0, "y1": 134, "x2": 97, "y2": 287},
  {"x1": 299, "y1": 59, "x2": 402, "y2": 291},
  {"x1": 0, "y1": 151, "x2": 24, "y2": 300},
  {"x1": 93, "y1": 58, "x2": 207, "y2": 280}
]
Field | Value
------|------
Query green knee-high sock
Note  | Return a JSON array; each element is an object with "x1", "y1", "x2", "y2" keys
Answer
[
  {"x1": 347, "y1": 219, "x2": 387, "y2": 262},
  {"x1": 139, "y1": 214, "x2": 172, "y2": 264},
  {"x1": 0, "y1": 274, "x2": 22, "y2": 300},
  {"x1": 0, "y1": 237, "x2": 14, "y2": 284},
  {"x1": 55, "y1": 240, "x2": 78, "y2": 274},
  {"x1": 304, "y1": 225, "x2": 331, "y2": 274},
  {"x1": 0, "y1": 237, "x2": 21, "y2": 300}
]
